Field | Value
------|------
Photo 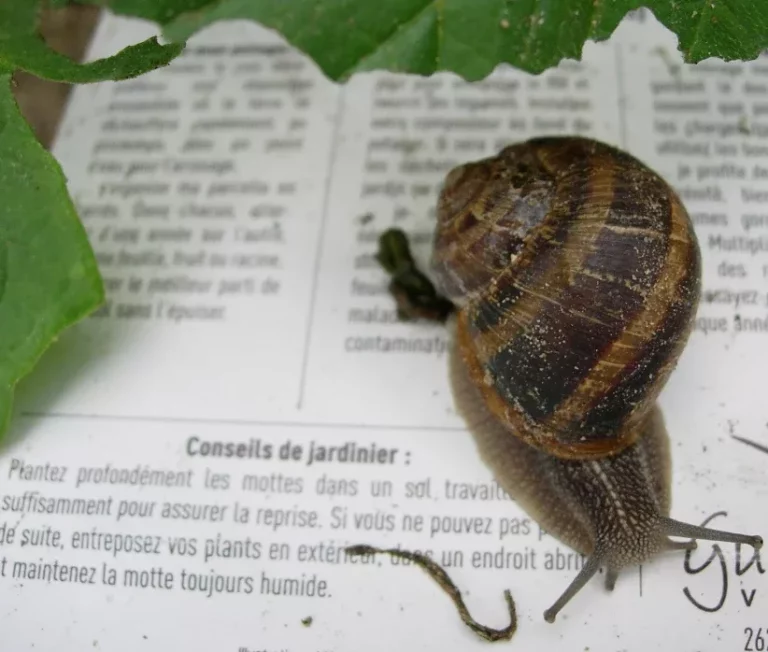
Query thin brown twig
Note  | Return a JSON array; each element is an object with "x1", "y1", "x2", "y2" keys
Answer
[{"x1": 346, "y1": 544, "x2": 517, "y2": 643}]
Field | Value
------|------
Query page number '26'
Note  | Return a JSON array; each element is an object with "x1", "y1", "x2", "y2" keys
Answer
[{"x1": 745, "y1": 628, "x2": 768, "y2": 651}]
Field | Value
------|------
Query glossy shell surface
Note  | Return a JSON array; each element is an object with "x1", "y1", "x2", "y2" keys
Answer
[{"x1": 431, "y1": 137, "x2": 701, "y2": 459}]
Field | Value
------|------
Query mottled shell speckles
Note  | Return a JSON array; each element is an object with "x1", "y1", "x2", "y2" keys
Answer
[{"x1": 431, "y1": 137, "x2": 702, "y2": 460}]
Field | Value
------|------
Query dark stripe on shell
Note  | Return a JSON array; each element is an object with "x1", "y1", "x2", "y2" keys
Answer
[
  {"x1": 488, "y1": 303, "x2": 623, "y2": 420},
  {"x1": 483, "y1": 146, "x2": 675, "y2": 427},
  {"x1": 572, "y1": 241, "x2": 700, "y2": 442},
  {"x1": 603, "y1": 158, "x2": 671, "y2": 233},
  {"x1": 481, "y1": 159, "x2": 598, "y2": 416},
  {"x1": 583, "y1": 226, "x2": 667, "y2": 293}
]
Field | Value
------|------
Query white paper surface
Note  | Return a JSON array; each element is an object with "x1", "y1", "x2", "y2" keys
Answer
[{"x1": 1, "y1": 10, "x2": 767, "y2": 651}]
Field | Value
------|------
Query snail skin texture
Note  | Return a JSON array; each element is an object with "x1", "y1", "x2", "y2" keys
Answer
[{"x1": 429, "y1": 136, "x2": 763, "y2": 622}]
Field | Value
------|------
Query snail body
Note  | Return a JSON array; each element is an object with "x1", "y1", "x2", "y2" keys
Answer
[{"x1": 425, "y1": 136, "x2": 762, "y2": 621}]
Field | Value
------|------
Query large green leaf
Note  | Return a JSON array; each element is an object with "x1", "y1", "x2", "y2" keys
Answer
[
  {"x1": 648, "y1": 0, "x2": 768, "y2": 62},
  {"x1": 0, "y1": 0, "x2": 38, "y2": 37},
  {"x1": 0, "y1": 2, "x2": 186, "y2": 443},
  {"x1": 87, "y1": 0, "x2": 212, "y2": 23},
  {"x1": 0, "y1": 73, "x2": 104, "y2": 435},
  {"x1": 88, "y1": 0, "x2": 768, "y2": 81}
]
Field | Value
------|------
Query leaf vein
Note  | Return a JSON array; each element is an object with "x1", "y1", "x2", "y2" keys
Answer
[
  {"x1": 687, "y1": 0, "x2": 712, "y2": 59},
  {"x1": 337, "y1": 0, "x2": 436, "y2": 78},
  {"x1": 523, "y1": 0, "x2": 541, "y2": 64}
]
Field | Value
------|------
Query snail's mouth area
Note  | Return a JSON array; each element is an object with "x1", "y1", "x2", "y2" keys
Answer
[
  {"x1": 599, "y1": 528, "x2": 666, "y2": 569},
  {"x1": 543, "y1": 531, "x2": 667, "y2": 624}
]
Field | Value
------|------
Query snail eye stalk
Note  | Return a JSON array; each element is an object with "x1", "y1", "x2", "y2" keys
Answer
[
  {"x1": 659, "y1": 517, "x2": 763, "y2": 549},
  {"x1": 543, "y1": 553, "x2": 602, "y2": 623}
]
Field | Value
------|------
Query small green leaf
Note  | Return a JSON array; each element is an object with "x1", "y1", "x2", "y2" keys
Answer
[
  {"x1": 0, "y1": 73, "x2": 104, "y2": 438},
  {"x1": 0, "y1": 0, "x2": 185, "y2": 83},
  {"x1": 94, "y1": 0, "x2": 768, "y2": 81},
  {"x1": 0, "y1": 35, "x2": 183, "y2": 82}
]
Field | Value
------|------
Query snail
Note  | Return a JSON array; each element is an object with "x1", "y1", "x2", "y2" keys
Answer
[{"x1": 376, "y1": 136, "x2": 763, "y2": 624}]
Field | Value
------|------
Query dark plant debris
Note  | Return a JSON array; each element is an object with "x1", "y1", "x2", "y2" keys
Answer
[
  {"x1": 345, "y1": 544, "x2": 517, "y2": 643},
  {"x1": 376, "y1": 228, "x2": 454, "y2": 323}
]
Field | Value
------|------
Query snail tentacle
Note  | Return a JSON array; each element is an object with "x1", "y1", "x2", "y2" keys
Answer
[
  {"x1": 543, "y1": 553, "x2": 602, "y2": 623},
  {"x1": 659, "y1": 517, "x2": 763, "y2": 549}
]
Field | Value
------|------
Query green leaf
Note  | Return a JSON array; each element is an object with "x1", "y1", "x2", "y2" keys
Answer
[
  {"x1": 0, "y1": 73, "x2": 104, "y2": 438},
  {"x1": 93, "y1": 0, "x2": 768, "y2": 81},
  {"x1": 85, "y1": 0, "x2": 212, "y2": 24},
  {"x1": 0, "y1": 0, "x2": 39, "y2": 37},
  {"x1": 0, "y1": 34, "x2": 184, "y2": 82},
  {"x1": 0, "y1": 0, "x2": 185, "y2": 82},
  {"x1": 648, "y1": 1, "x2": 768, "y2": 62}
]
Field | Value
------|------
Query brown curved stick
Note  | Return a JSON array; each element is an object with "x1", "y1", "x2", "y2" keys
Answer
[{"x1": 345, "y1": 544, "x2": 517, "y2": 642}]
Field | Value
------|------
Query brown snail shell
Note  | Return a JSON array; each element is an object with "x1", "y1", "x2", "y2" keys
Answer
[
  {"x1": 427, "y1": 136, "x2": 763, "y2": 622},
  {"x1": 432, "y1": 136, "x2": 701, "y2": 460}
]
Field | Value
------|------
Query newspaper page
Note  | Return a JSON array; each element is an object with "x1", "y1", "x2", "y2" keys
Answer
[{"x1": 0, "y1": 9, "x2": 766, "y2": 652}]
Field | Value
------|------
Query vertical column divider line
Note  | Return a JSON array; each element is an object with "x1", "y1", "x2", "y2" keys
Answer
[
  {"x1": 615, "y1": 42, "x2": 629, "y2": 148},
  {"x1": 296, "y1": 87, "x2": 347, "y2": 409}
]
